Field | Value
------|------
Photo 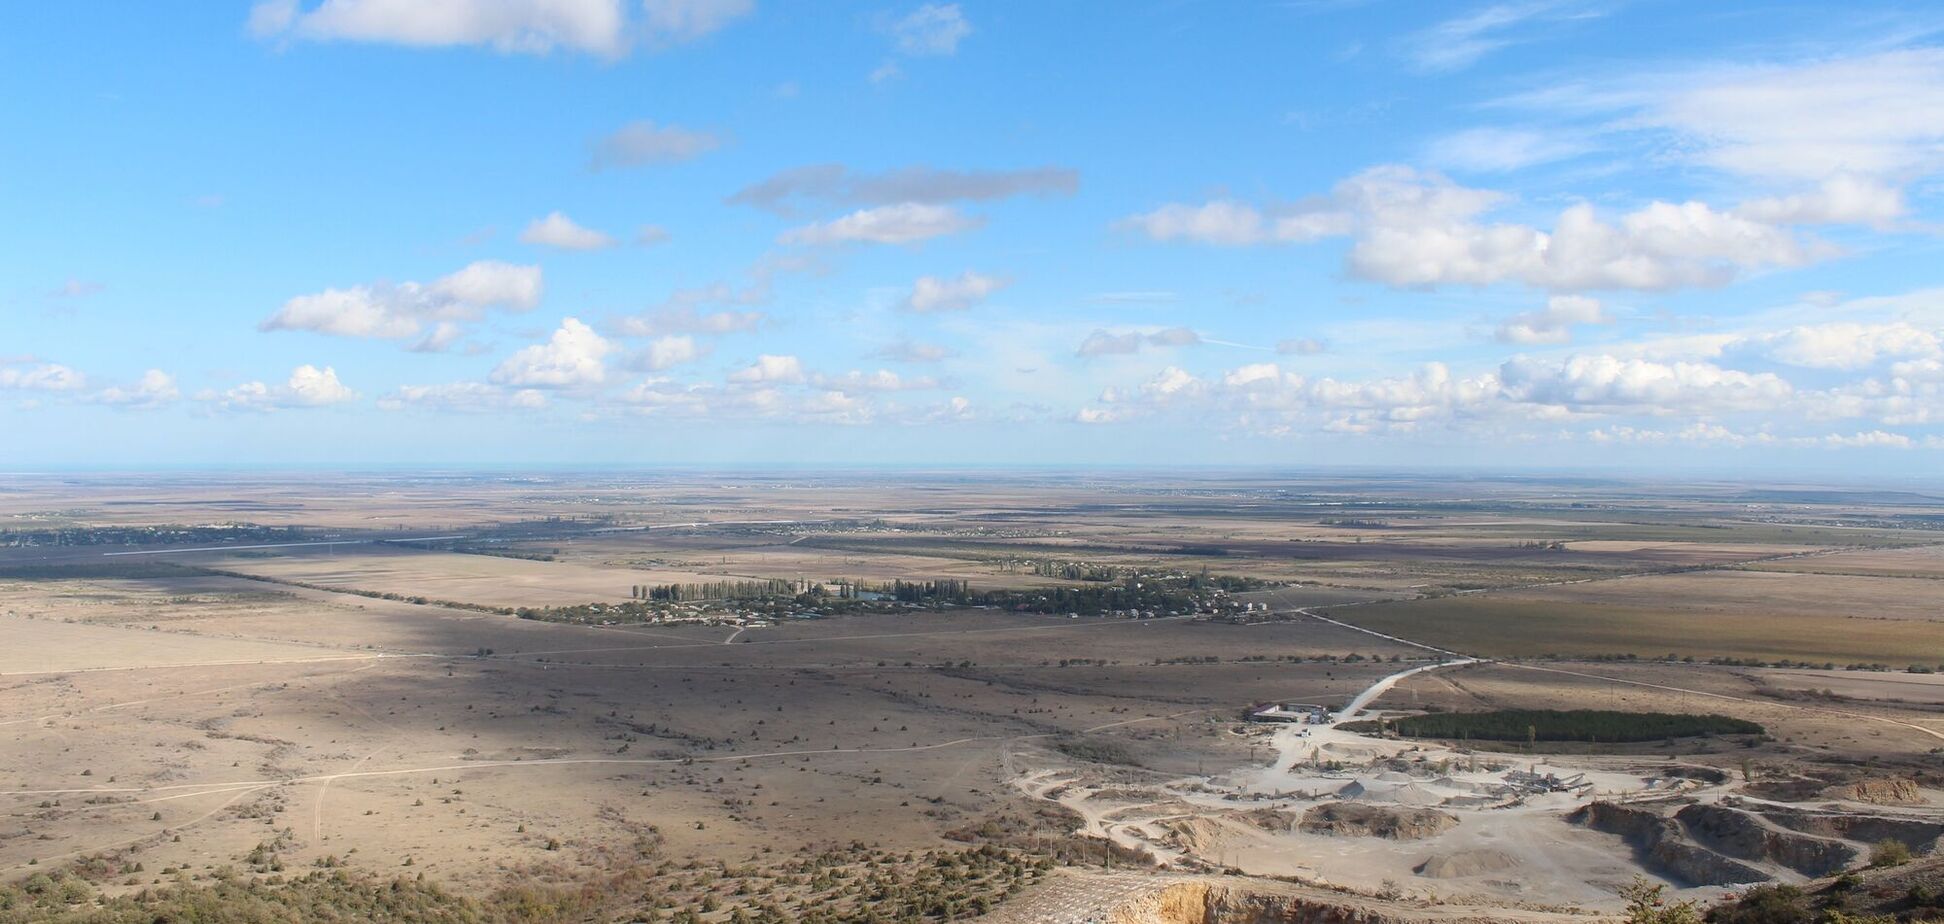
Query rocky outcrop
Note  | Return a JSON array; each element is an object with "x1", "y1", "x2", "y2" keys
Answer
[
  {"x1": 1300, "y1": 804, "x2": 1459, "y2": 841},
  {"x1": 1674, "y1": 804, "x2": 1857, "y2": 877},
  {"x1": 1569, "y1": 801, "x2": 1769, "y2": 886}
]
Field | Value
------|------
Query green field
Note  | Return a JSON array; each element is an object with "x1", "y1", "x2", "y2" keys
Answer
[{"x1": 1342, "y1": 709, "x2": 1763, "y2": 743}]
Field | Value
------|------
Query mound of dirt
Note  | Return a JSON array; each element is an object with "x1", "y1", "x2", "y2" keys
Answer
[
  {"x1": 1162, "y1": 817, "x2": 1236, "y2": 856},
  {"x1": 1836, "y1": 777, "x2": 1924, "y2": 806},
  {"x1": 1414, "y1": 849, "x2": 1520, "y2": 879},
  {"x1": 1236, "y1": 808, "x2": 1299, "y2": 833},
  {"x1": 1300, "y1": 803, "x2": 1458, "y2": 840}
]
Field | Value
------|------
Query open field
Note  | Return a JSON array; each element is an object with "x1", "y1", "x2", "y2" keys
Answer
[
  {"x1": 2, "y1": 471, "x2": 1941, "y2": 922},
  {"x1": 1326, "y1": 568, "x2": 1944, "y2": 665}
]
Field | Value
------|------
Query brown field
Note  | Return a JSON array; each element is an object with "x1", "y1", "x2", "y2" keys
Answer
[
  {"x1": 1745, "y1": 543, "x2": 1944, "y2": 579},
  {"x1": 1329, "y1": 568, "x2": 1944, "y2": 665}
]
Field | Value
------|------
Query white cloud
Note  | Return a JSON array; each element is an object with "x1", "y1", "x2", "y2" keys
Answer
[
  {"x1": 1125, "y1": 166, "x2": 1823, "y2": 292},
  {"x1": 1500, "y1": 47, "x2": 1944, "y2": 194},
  {"x1": 1401, "y1": 2, "x2": 1596, "y2": 73},
  {"x1": 250, "y1": 0, "x2": 629, "y2": 56},
  {"x1": 902, "y1": 271, "x2": 1008, "y2": 312},
  {"x1": 1075, "y1": 327, "x2": 1201, "y2": 358},
  {"x1": 729, "y1": 164, "x2": 1075, "y2": 215},
  {"x1": 0, "y1": 363, "x2": 87, "y2": 392},
  {"x1": 1734, "y1": 175, "x2": 1906, "y2": 227},
  {"x1": 260, "y1": 261, "x2": 541, "y2": 346},
  {"x1": 887, "y1": 3, "x2": 969, "y2": 56},
  {"x1": 1425, "y1": 127, "x2": 1587, "y2": 172},
  {"x1": 869, "y1": 339, "x2": 958, "y2": 363},
  {"x1": 640, "y1": 334, "x2": 705, "y2": 371},
  {"x1": 639, "y1": 0, "x2": 752, "y2": 43},
  {"x1": 1276, "y1": 338, "x2": 1327, "y2": 355},
  {"x1": 612, "y1": 305, "x2": 766, "y2": 338},
  {"x1": 93, "y1": 370, "x2": 180, "y2": 408},
  {"x1": 1075, "y1": 331, "x2": 1143, "y2": 358},
  {"x1": 780, "y1": 203, "x2": 980, "y2": 246},
  {"x1": 728, "y1": 354, "x2": 804, "y2": 384},
  {"x1": 490, "y1": 318, "x2": 614, "y2": 388},
  {"x1": 814, "y1": 369, "x2": 941, "y2": 392},
  {"x1": 635, "y1": 224, "x2": 672, "y2": 246},
  {"x1": 1752, "y1": 321, "x2": 1940, "y2": 370},
  {"x1": 520, "y1": 211, "x2": 616, "y2": 250},
  {"x1": 589, "y1": 120, "x2": 721, "y2": 169},
  {"x1": 1633, "y1": 49, "x2": 1944, "y2": 181},
  {"x1": 377, "y1": 382, "x2": 547, "y2": 412},
  {"x1": 1497, "y1": 354, "x2": 1791, "y2": 413},
  {"x1": 1804, "y1": 430, "x2": 1914, "y2": 450},
  {"x1": 213, "y1": 364, "x2": 356, "y2": 411},
  {"x1": 1496, "y1": 295, "x2": 1610, "y2": 344}
]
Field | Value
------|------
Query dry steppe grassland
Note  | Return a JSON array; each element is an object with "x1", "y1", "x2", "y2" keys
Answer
[{"x1": 1, "y1": 471, "x2": 1940, "y2": 924}]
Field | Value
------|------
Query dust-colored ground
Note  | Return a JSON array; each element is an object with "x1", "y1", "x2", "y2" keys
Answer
[{"x1": 2, "y1": 471, "x2": 1941, "y2": 921}]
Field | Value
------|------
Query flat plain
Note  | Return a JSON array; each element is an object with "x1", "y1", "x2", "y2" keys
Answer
[{"x1": 1, "y1": 471, "x2": 1940, "y2": 923}]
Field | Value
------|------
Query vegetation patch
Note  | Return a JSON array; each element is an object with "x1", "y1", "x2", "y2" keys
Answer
[
  {"x1": 1052, "y1": 736, "x2": 1141, "y2": 766},
  {"x1": 1342, "y1": 709, "x2": 1764, "y2": 743}
]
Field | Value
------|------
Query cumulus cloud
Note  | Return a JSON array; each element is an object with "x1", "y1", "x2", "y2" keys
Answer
[
  {"x1": 0, "y1": 362, "x2": 87, "y2": 392},
  {"x1": 93, "y1": 370, "x2": 180, "y2": 408},
  {"x1": 378, "y1": 382, "x2": 547, "y2": 413},
  {"x1": 260, "y1": 261, "x2": 541, "y2": 347},
  {"x1": 1496, "y1": 295, "x2": 1610, "y2": 344},
  {"x1": 212, "y1": 364, "x2": 356, "y2": 411},
  {"x1": 727, "y1": 354, "x2": 804, "y2": 383},
  {"x1": 727, "y1": 164, "x2": 1076, "y2": 215},
  {"x1": 520, "y1": 211, "x2": 616, "y2": 250},
  {"x1": 885, "y1": 3, "x2": 969, "y2": 56},
  {"x1": 248, "y1": 0, "x2": 629, "y2": 56},
  {"x1": 1498, "y1": 354, "x2": 1792, "y2": 413},
  {"x1": 1076, "y1": 327, "x2": 1202, "y2": 358},
  {"x1": 1748, "y1": 321, "x2": 1940, "y2": 370},
  {"x1": 780, "y1": 203, "x2": 980, "y2": 246},
  {"x1": 902, "y1": 271, "x2": 1008, "y2": 312},
  {"x1": 589, "y1": 120, "x2": 721, "y2": 169},
  {"x1": 490, "y1": 318, "x2": 614, "y2": 388},
  {"x1": 1077, "y1": 349, "x2": 1839, "y2": 439},
  {"x1": 1124, "y1": 166, "x2": 1825, "y2": 292}
]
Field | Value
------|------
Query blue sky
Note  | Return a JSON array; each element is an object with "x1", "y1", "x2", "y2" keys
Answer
[{"x1": 6, "y1": 1, "x2": 1944, "y2": 473}]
